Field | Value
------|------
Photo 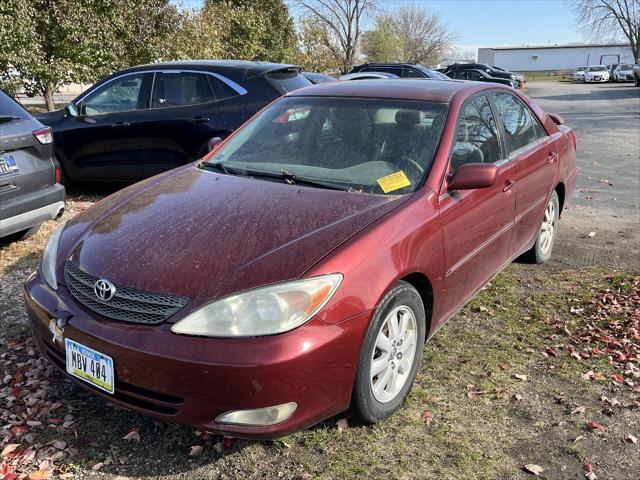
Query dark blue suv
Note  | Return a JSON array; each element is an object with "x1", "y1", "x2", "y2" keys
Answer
[{"x1": 37, "y1": 61, "x2": 311, "y2": 184}]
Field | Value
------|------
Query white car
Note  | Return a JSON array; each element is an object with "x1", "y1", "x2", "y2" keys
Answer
[
  {"x1": 584, "y1": 66, "x2": 610, "y2": 83},
  {"x1": 612, "y1": 64, "x2": 635, "y2": 82},
  {"x1": 573, "y1": 66, "x2": 587, "y2": 81}
]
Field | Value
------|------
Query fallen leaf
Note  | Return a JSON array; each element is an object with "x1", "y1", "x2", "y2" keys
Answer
[
  {"x1": 91, "y1": 462, "x2": 104, "y2": 471},
  {"x1": 523, "y1": 464, "x2": 544, "y2": 475},
  {"x1": 123, "y1": 428, "x2": 140, "y2": 442},
  {"x1": 513, "y1": 393, "x2": 523, "y2": 402},
  {"x1": 189, "y1": 445, "x2": 203, "y2": 456},
  {"x1": 336, "y1": 418, "x2": 348, "y2": 431},
  {"x1": 27, "y1": 469, "x2": 53, "y2": 480},
  {"x1": 586, "y1": 421, "x2": 605, "y2": 432},
  {"x1": 1, "y1": 444, "x2": 21, "y2": 457},
  {"x1": 625, "y1": 433, "x2": 638, "y2": 444},
  {"x1": 513, "y1": 374, "x2": 527, "y2": 381},
  {"x1": 612, "y1": 373, "x2": 624, "y2": 383},
  {"x1": 222, "y1": 438, "x2": 232, "y2": 448},
  {"x1": 421, "y1": 410, "x2": 432, "y2": 425},
  {"x1": 571, "y1": 406, "x2": 586, "y2": 415},
  {"x1": 581, "y1": 371, "x2": 595, "y2": 381}
]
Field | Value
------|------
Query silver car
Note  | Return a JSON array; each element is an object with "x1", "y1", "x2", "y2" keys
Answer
[{"x1": 0, "y1": 90, "x2": 65, "y2": 240}]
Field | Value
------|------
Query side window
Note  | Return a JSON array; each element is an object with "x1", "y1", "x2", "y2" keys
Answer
[
  {"x1": 206, "y1": 75, "x2": 238, "y2": 101},
  {"x1": 469, "y1": 71, "x2": 482, "y2": 80},
  {"x1": 151, "y1": 72, "x2": 215, "y2": 108},
  {"x1": 492, "y1": 92, "x2": 547, "y2": 153},
  {"x1": 82, "y1": 73, "x2": 148, "y2": 115},
  {"x1": 450, "y1": 94, "x2": 501, "y2": 172},
  {"x1": 403, "y1": 69, "x2": 425, "y2": 78}
]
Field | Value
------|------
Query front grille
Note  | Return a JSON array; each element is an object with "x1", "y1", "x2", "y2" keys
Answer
[{"x1": 64, "y1": 261, "x2": 188, "y2": 325}]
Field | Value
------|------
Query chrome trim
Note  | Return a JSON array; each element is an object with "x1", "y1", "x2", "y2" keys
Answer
[
  {"x1": 445, "y1": 220, "x2": 514, "y2": 277},
  {"x1": 75, "y1": 69, "x2": 247, "y2": 106},
  {"x1": 506, "y1": 137, "x2": 550, "y2": 161},
  {"x1": 514, "y1": 197, "x2": 545, "y2": 224}
]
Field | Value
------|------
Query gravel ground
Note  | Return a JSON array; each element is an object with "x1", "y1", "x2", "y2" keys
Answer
[{"x1": 0, "y1": 81, "x2": 638, "y2": 479}]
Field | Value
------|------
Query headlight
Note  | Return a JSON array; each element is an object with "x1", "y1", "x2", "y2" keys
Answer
[
  {"x1": 171, "y1": 274, "x2": 343, "y2": 337},
  {"x1": 41, "y1": 224, "x2": 65, "y2": 289}
]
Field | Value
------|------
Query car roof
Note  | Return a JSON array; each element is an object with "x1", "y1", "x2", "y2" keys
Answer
[
  {"x1": 119, "y1": 60, "x2": 300, "y2": 77},
  {"x1": 287, "y1": 78, "x2": 490, "y2": 103}
]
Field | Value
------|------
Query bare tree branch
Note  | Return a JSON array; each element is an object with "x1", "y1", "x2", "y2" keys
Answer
[
  {"x1": 295, "y1": 0, "x2": 377, "y2": 73},
  {"x1": 571, "y1": 0, "x2": 640, "y2": 60}
]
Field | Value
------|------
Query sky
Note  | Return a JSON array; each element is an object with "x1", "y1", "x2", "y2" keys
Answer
[{"x1": 179, "y1": 0, "x2": 586, "y2": 54}]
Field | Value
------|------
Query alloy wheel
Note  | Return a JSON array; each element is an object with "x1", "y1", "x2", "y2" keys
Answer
[
  {"x1": 539, "y1": 200, "x2": 556, "y2": 255},
  {"x1": 370, "y1": 305, "x2": 418, "y2": 403}
]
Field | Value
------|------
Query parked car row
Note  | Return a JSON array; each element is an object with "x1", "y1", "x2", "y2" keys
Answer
[
  {"x1": 22, "y1": 75, "x2": 577, "y2": 439},
  {"x1": 573, "y1": 63, "x2": 639, "y2": 83}
]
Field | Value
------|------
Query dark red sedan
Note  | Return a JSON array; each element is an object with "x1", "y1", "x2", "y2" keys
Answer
[{"x1": 24, "y1": 79, "x2": 577, "y2": 439}]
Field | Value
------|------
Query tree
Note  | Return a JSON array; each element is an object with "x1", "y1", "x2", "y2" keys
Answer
[
  {"x1": 0, "y1": 0, "x2": 180, "y2": 110},
  {"x1": 572, "y1": 0, "x2": 640, "y2": 60},
  {"x1": 363, "y1": 3, "x2": 455, "y2": 66},
  {"x1": 294, "y1": 16, "x2": 341, "y2": 72},
  {"x1": 295, "y1": 0, "x2": 377, "y2": 73},
  {"x1": 172, "y1": 1, "x2": 297, "y2": 63},
  {"x1": 361, "y1": 22, "x2": 402, "y2": 63}
]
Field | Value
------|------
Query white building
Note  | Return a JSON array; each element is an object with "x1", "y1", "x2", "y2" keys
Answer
[{"x1": 478, "y1": 43, "x2": 635, "y2": 71}]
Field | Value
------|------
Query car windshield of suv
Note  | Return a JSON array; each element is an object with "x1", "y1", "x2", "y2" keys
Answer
[{"x1": 205, "y1": 96, "x2": 448, "y2": 195}]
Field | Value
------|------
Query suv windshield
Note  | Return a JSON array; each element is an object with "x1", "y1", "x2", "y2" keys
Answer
[{"x1": 206, "y1": 96, "x2": 448, "y2": 195}]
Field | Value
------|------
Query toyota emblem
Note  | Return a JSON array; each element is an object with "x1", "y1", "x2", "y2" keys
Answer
[{"x1": 94, "y1": 279, "x2": 116, "y2": 302}]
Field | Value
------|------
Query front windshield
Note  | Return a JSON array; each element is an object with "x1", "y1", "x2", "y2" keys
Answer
[
  {"x1": 206, "y1": 96, "x2": 448, "y2": 195},
  {"x1": 620, "y1": 64, "x2": 634, "y2": 70},
  {"x1": 587, "y1": 66, "x2": 606, "y2": 72}
]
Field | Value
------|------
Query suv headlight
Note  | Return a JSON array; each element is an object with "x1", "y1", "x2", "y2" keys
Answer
[
  {"x1": 41, "y1": 224, "x2": 65, "y2": 289},
  {"x1": 171, "y1": 274, "x2": 343, "y2": 338}
]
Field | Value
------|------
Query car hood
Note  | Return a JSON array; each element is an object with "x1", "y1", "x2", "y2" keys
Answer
[{"x1": 58, "y1": 165, "x2": 409, "y2": 309}]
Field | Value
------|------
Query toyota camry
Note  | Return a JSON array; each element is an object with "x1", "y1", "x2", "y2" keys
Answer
[{"x1": 24, "y1": 79, "x2": 577, "y2": 439}]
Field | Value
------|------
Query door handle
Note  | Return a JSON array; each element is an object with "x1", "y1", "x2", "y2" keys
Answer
[
  {"x1": 190, "y1": 117, "x2": 210, "y2": 124},
  {"x1": 547, "y1": 151, "x2": 558, "y2": 163},
  {"x1": 111, "y1": 122, "x2": 131, "y2": 128},
  {"x1": 502, "y1": 179, "x2": 516, "y2": 192}
]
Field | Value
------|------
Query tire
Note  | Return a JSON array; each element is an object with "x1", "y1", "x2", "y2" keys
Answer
[
  {"x1": 525, "y1": 191, "x2": 559, "y2": 264},
  {"x1": 6, "y1": 223, "x2": 41, "y2": 242},
  {"x1": 635, "y1": 76, "x2": 640, "y2": 87},
  {"x1": 352, "y1": 281, "x2": 426, "y2": 424}
]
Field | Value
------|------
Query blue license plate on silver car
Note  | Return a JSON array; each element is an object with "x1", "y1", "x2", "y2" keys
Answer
[{"x1": 0, "y1": 155, "x2": 18, "y2": 177}]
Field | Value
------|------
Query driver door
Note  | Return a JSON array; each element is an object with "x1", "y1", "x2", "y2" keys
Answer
[{"x1": 59, "y1": 72, "x2": 153, "y2": 182}]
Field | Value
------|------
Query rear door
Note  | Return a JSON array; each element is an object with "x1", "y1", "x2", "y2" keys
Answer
[
  {"x1": 0, "y1": 91, "x2": 55, "y2": 203},
  {"x1": 61, "y1": 72, "x2": 153, "y2": 182},
  {"x1": 490, "y1": 91, "x2": 557, "y2": 255}
]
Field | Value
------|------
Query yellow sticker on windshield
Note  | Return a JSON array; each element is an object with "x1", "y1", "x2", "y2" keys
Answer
[{"x1": 377, "y1": 171, "x2": 411, "y2": 193}]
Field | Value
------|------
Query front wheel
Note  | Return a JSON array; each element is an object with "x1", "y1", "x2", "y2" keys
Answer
[
  {"x1": 525, "y1": 191, "x2": 559, "y2": 264},
  {"x1": 352, "y1": 281, "x2": 426, "y2": 424}
]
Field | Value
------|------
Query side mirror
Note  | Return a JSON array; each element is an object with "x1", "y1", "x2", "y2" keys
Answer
[
  {"x1": 63, "y1": 103, "x2": 79, "y2": 118},
  {"x1": 207, "y1": 136, "x2": 223, "y2": 152},
  {"x1": 547, "y1": 112, "x2": 565, "y2": 125},
  {"x1": 447, "y1": 163, "x2": 498, "y2": 191}
]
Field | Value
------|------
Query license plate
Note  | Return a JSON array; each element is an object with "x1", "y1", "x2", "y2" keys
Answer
[
  {"x1": 65, "y1": 339, "x2": 115, "y2": 394},
  {"x1": 0, "y1": 156, "x2": 18, "y2": 177},
  {"x1": 595, "y1": 76, "x2": 601, "y2": 81}
]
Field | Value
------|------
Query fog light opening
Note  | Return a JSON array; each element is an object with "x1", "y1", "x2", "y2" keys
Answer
[{"x1": 215, "y1": 402, "x2": 297, "y2": 426}]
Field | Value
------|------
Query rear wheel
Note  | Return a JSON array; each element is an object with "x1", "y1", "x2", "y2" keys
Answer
[
  {"x1": 7, "y1": 223, "x2": 41, "y2": 241},
  {"x1": 352, "y1": 281, "x2": 426, "y2": 423},
  {"x1": 525, "y1": 191, "x2": 559, "y2": 264}
]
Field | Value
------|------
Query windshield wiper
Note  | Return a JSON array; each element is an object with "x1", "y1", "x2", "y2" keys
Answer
[{"x1": 202, "y1": 162, "x2": 354, "y2": 191}]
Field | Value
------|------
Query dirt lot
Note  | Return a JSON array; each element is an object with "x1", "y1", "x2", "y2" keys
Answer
[{"x1": 0, "y1": 81, "x2": 638, "y2": 480}]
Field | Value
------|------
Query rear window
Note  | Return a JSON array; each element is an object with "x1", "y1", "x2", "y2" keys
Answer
[
  {"x1": 0, "y1": 90, "x2": 30, "y2": 120},
  {"x1": 265, "y1": 69, "x2": 312, "y2": 93}
]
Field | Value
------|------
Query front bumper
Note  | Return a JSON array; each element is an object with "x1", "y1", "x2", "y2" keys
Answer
[{"x1": 24, "y1": 272, "x2": 372, "y2": 439}]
